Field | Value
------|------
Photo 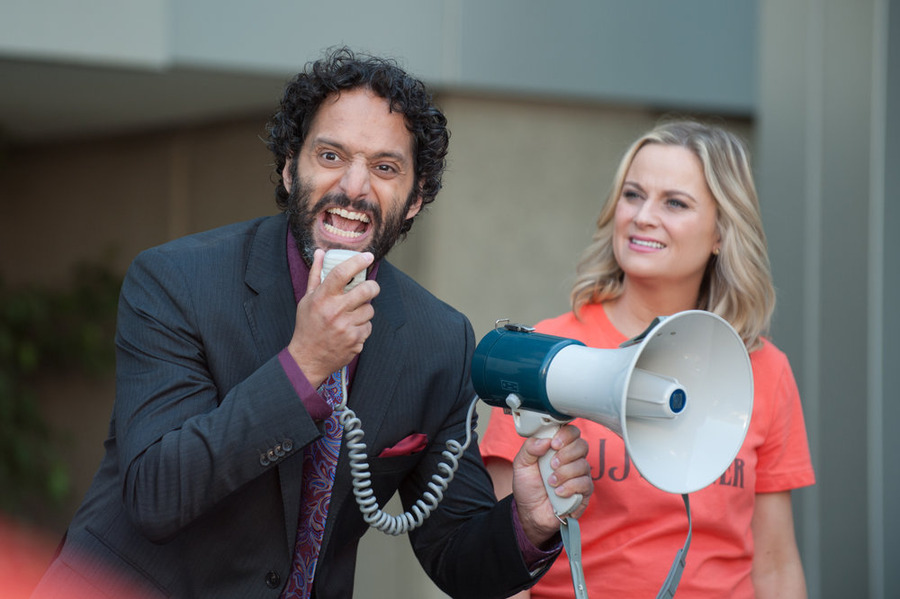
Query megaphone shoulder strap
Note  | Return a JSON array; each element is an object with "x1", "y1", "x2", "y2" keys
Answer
[
  {"x1": 560, "y1": 493, "x2": 692, "y2": 599},
  {"x1": 656, "y1": 493, "x2": 692, "y2": 599},
  {"x1": 561, "y1": 517, "x2": 587, "y2": 599}
]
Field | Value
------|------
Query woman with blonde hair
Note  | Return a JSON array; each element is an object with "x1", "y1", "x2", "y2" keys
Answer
[{"x1": 481, "y1": 120, "x2": 815, "y2": 598}]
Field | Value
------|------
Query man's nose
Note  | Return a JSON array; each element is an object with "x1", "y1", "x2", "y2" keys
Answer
[{"x1": 339, "y1": 160, "x2": 371, "y2": 199}]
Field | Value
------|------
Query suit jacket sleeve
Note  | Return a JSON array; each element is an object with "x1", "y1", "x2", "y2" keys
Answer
[{"x1": 113, "y1": 235, "x2": 316, "y2": 542}]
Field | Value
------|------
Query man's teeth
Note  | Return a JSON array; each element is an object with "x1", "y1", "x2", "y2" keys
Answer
[
  {"x1": 328, "y1": 208, "x2": 370, "y2": 223},
  {"x1": 324, "y1": 223, "x2": 363, "y2": 238},
  {"x1": 631, "y1": 238, "x2": 665, "y2": 249},
  {"x1": 324, "y1": 208, "x2": 369, "y2": 239}
]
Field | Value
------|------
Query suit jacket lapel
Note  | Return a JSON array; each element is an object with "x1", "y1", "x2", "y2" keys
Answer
[
  {"x1": 243, "y1": 214, "x2": 295, "y2": 361},
  {"x1": 351, "y1": 261, "x2": 408, "y2": 426},
  {"x1": 240, "y1": 214, "x2": 305, "y2": 551}
]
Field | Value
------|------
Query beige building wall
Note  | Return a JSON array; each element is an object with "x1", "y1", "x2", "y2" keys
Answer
[
  {"x1": 0, "y1": 118, "x2": 278, "y2": 287},
  {"x1": 0, "y1": 94, "x2": 750, "y2": 597}
]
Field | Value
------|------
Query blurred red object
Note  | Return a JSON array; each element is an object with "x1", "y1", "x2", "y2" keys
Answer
[{"x1": 0, "y1": 515, "x2": 58, "y2": 598}]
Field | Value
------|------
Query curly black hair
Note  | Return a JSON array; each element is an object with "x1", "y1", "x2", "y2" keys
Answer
[{"x1": 266, "y1": 47, "x2": 449, "y2": 233}]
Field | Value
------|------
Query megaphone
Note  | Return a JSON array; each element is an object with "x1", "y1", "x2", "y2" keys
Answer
[{"x1": 472, "y1": 310, "x2": 753, "y2": 515}]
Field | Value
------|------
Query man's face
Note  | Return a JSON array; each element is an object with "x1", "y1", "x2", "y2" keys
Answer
[{"x1": 282, "y1": 87, "x2": 422, "y2": 264}]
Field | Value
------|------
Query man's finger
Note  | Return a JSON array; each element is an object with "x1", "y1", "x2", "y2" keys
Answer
[
  {"x1": 516, "y1": 436, "x2": 552, "y2": 468},
  {"x1": 306, "y1": 249, "x2": 326, "y2": 295},
  {"x1": 325, "y1": 251, "x2": 373, "y2": 293}
]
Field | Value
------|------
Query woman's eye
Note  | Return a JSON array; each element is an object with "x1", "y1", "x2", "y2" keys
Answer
[
  {"x1": 623, "y1": 190, "x2": 641, "y2": 201},
  {"x1": 666, "y1": 198, "x2": 688, "y2": 209}
]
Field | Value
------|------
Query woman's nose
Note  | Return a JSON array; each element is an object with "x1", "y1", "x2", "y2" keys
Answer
[{"x1": 633, "y1": 198, "x2": 660, "y2": 226}]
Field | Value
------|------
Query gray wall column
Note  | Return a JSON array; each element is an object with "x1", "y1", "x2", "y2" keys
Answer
[
  {"x1": 757, "y1": 0, "x2": 898, "y2": 597},
  {"x1": 879, "y1": 0, "x2": 900, "y2": 595}
]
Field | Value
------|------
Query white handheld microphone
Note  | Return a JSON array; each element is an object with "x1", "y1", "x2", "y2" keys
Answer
[{"x1": 321, "y1": 249, "x2": 366, "y2": 291}]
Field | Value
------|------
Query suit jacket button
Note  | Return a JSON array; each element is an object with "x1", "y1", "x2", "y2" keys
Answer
[
  {"x1": 267, "y1": 449, "x2": 277, "y2": 461},
  {"x1": 259, "y1": 454, "x2": 270, "y2": 467},
  {"x1": 265, "y1": 570, "x2": 281, "y2": 589},
  {"x1": 283, "y1": 439, "x2": 293, "y2": 452}
]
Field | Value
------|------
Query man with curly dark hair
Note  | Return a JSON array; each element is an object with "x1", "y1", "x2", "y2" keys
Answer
[
  {"x1": 30, "y1": 47, "x2": 592, "y2": 599},
  {"x1": 267, "y1": 47, "x2": 448, "y2": 244}
]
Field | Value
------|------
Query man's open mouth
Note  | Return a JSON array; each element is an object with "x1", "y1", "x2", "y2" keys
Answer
[{"x1": 323, "y1": 207, "x2": 371, "y2": 239}]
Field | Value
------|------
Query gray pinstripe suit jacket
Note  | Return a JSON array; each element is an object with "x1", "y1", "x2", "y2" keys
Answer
[{"x1": 32, "y1": 213, "x2": 541, "y2": 599}]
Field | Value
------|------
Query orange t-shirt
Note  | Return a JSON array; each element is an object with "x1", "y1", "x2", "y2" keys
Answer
[{"x1": 480, "y1": 303, "x2": 815, "y2": 598}]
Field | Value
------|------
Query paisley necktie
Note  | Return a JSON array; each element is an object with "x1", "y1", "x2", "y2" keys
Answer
[{"x1": 281, "y1": 369, "x2": 344, "y2": 599}]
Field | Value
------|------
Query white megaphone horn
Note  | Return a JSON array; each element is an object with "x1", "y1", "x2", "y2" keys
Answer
[{"x1": 471, "y1": 310, "x2": 753, "y2": 516}]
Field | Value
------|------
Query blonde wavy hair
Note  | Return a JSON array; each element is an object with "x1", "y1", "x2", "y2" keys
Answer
[{"x1": 570, "y1": 120, "x2": 775, "y2": 351}]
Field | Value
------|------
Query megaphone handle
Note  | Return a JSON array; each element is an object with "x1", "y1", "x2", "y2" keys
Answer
[{"x1": 533, "y1": 422, "x2": 583, "y2": 517}]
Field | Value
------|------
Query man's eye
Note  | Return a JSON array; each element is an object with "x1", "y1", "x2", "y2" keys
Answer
[
  {"x1": 375, "y1": 164, "x2": 398, "y2": 175},
  {"x1": 321, "y1": 151, "x2": 339, "y2": 161}
]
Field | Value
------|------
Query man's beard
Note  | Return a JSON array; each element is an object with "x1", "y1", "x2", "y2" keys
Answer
[{"x1": 286, "y1": 176, "x2": 415, "y2": 266}]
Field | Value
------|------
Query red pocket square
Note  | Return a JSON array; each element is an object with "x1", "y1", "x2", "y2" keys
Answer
[{"x1": 378, "y1": 433, "x2": 428, "y2": 457}]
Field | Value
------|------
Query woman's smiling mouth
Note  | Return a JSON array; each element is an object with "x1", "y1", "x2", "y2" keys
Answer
[{"x1": 630, "y1": 236, "x2": 666, "y2": 250}]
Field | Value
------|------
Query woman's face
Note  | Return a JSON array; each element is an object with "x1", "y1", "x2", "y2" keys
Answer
[{"x1": 612, "y1": 143, "x2": 721, "y2": 290}]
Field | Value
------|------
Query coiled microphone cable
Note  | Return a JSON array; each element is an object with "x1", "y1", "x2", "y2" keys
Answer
[{"x1": 335, "y1": 366, "x2": 479, "y2": 535}]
